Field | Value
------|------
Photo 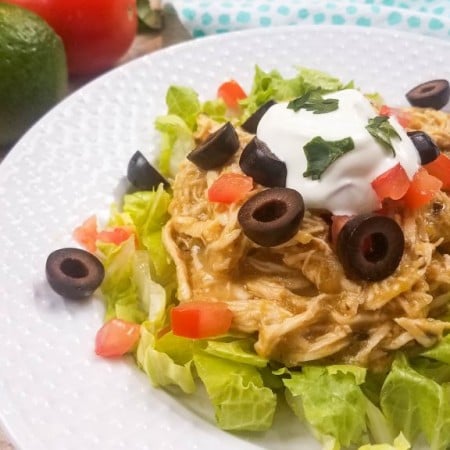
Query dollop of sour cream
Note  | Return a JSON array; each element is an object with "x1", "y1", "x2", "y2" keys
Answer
[{"x1": 256, "y1": 89, "x2": 420, "y2": 215}]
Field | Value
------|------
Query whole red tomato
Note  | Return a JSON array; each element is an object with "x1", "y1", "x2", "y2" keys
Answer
[{"x1": 7, "y1": 0, "x2": 137, "y2": 76}]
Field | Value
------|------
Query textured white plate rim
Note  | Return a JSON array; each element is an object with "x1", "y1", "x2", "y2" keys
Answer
[
  {"x1": 0, "y1": 26, "x2": 450, "y2": 449},
  {"x1": 2, "y1": 23, "x2": 449, "y2": 170}
]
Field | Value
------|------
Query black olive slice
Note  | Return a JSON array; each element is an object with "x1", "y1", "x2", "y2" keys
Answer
[
  {"x1": 187, "y1": 122, "x2": 239, "y2": 170},
  {"x1": 238, "y1": 187, "x2": 304, "y2": 247},
  {"x1": 407, "y1": 131, "x2": 440, "y2": 165},
  {"x1": 406, "y1": 79, "x2": 450, "y2": 110},
  {"x1": 241, "y1": 100, "x2": 276, "y2": 134},
  {"x1": 239, "y1": 137, "x2": 287, "y2": 187},
  {"x1": 336, "y1": 214, "x2": 404, "y2": 282},
  {"x1": 127, "y1": 151, "x2": 169, "y2": 190},
  {"x1": 46, "y1": 248, "x2": 105, "y2": 300}
]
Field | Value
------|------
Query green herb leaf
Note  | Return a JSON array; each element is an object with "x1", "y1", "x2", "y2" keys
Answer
[
  {"x1": 366, "y1": 115, "x2": 401, "y2": 156},
  {"x1": 287, "y1": 91, "x2": 339, "y2": 114},
  {"x1": 303, "y1": 136, "x2": 355, "y2": 180}
]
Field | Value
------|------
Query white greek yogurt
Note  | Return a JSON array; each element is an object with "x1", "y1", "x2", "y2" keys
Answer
[{"x1": 256, "y1": 89, "x2": 420, "y2": 215}]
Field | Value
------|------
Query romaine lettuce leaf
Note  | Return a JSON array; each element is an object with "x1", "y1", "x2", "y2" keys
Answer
[
  {"x1": 193, "y1": 351, "x2": 276, "y2": 431},
  {"x1": 283, "y1": 365, "x2": 368, "y2": 447},
  {"x1": 240, "y1": 65, "x2": 350, "y2": 122},
  {"x1": 358, "y1": 433, "x2": 410, "y2": 450},
  {"x1": 201, "y1": 98, "x2": 227, "y2": 122},
  {"x1": 299, "y1": 67, "x2": 350, "y2": 92},
  {"x1": 155, "y1": 114, "x2": 195, "y2": 177},
  {"x1": 136, "y1": 322, "x2": 196, "y2": 394},
  {"x1": 380, "y1": 354, "x2": 450, "y2": 450},
  {"x1": 202, "y1": 339, "x2": 268, "y2": 367},
  {"x1": 166, "y1": 85, "x2": 201, "y2": 130},
  {"x1": 97, "y1": 238, "x2": 147, "y2": 323},
  {"x1": 421, "y1": 333, "x2": 450, "y2": 364},
  {"x1": 122, "y1": 186, "x2": 175, "y2": 287}
]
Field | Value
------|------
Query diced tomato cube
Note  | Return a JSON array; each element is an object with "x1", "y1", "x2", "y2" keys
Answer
[
  {"x1": 371, "y1": 163, "x2": 411, "y2": 201},
  {"x1": 95, "y1": 319, "x2": 141, "y2": 357},
  {"x1": 403, "y1": 167, "x2": 442, "y2": 209},
  {"x1": 217, "y1": 80, "x2": 247, "y2": 109},
  {"x1": 171, "y1": 301, "x2": 233, "y2": 339},
  {"x1": 208, "y1": 173, "x2": 253, "y2": 204},
  {"x1": 424, "y1": 153, "x2": 450, "y2": 191}
]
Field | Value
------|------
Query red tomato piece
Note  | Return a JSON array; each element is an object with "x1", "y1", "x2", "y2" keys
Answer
[
  {"x1": 9, "y1": 0, "x2": 137, "y2": 75},
  {"x1": 371, "y1": 163, "x2": 411, "y2": 201},
  {"x1": 208, "y1": 173, "x2": 253, "y2": 204},
  {"x1": 217, "y1": 80, "x2": 247, "y2": 109},
  {"x1": 171, "y1": 301, "x2": 233, "y2": 339},
  {"x1": 73, "y1": 215, "x2": 98, "y2": 253},
  {"x1": 379, "y1": 104, "x2": 411, "y2": 128},
  {"x1": 424, "y1": 153, "x2": 450, "y2": 191},
  {"x1": 95, "y1": 319, "x2": 141, "y2": 357},
  {"x1": 97, "y1": 227, "x2": 134, "y2": 246},
  {"x1": 403, "y1": 168, "x2": 442, "y2": 209},
  {"x1": 330, "y1": 215, "x2": 351, "y2": 246}
]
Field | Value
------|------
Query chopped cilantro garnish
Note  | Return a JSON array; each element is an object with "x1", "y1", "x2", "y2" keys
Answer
[
  {"x1": 303, "y1": 136, "x2": 355, "y2": 180},
  {"x1": 366, "y1": 115, "x2": 401, "y2": 156},
  {"x1": 287, "y1": 91, "x2": 339, "y2": 114}
]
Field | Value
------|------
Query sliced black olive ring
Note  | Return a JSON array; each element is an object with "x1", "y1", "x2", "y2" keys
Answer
[
  {"x1": 241, "y1": 100, "x2": 276, "y2": 134},
  {"x1": 46, "y1": 248, "x2": 105, "y2": 300},
  {"x1": 238, "y1": 187, "x2": 305, "y2": 247},
  {"x1": 239, "y1": 137, "x2": 287, "y2": 188},
  {"x1": 187, "y1": 122, "x2": 240, "y2": 170},
  {"x1": 336, "y1": 214, "x2": 404, "y2": 282},
  {"x1": 127, "y1": 150, "x2": 170, "y2": 190},
  {"x1": 406, "y1": 79, "x2": 450, "y2": 110},
  {"x1": 407, "y1": 131, "x2": 440, "y2": 165}
]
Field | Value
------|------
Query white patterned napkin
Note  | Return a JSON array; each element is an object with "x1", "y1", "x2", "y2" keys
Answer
[{"x1": 165, "y1": 0, "x2": 450, "y2": 40}]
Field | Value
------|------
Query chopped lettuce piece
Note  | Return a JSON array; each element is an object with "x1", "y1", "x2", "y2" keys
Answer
[
  {"x1": 240, "y1": 65, "x2": 350, "y2": 122},
  {"x1": 166, "y1": 85, "x2": 201, "y2": 130},
  {"x1": 122, "y1": 186, "x2": 175, "y2": 286},
  {"x1": 202, "y1": 339, "x2": 268, "y2": 367},
  {"x1": 97, "y1": 239, "x2": 147, "y2": 323},
  {"x1": 380, "y1": 354, "x2": 450, "y2": 450},
  {"x1": 155, "y1": 114, "x2": 195, "y2": 177},
  {"x1": 358, "y1": 433, "x2": 410, "y2": 450},
  {"x1": 422, "y1": 333, "x2": 450, "y2": 364},
  {"x1": 136, "y1": 322, "x2": 196, "y2": 394},
  {"x1": 299, "y1": 67, "x2": 350, "y2": 92},
  {"x1": 365, "y1": 399, "x2": 395, "y2": 445},
  {"x1": 133, "y1": 250, "x2": 167, "y2": 332},
  {"x1": 410, "y1": 357, "x2": 450, "y2": 384},
  {"x1": 283, "y1": 365, "x2": 368, "y2": 447},
  {"x1": 193, "y1": 351, "x2": 276, "y2": 431},
  {"x1": 155, "y1": 331, "x2": 200, "y2": 365},
  {"x1": 201, "y1": 98, "x2": 227, "y2": 122}
]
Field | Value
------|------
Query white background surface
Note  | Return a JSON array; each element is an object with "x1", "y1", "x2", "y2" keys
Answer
[{"x1": 0, "y1": 25, "x2": 449, "y2": 450}]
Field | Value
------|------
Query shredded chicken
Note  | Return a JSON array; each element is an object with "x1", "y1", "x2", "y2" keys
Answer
[{"x1": 163, "y1": 111, "x2": 450, "y2": 370}]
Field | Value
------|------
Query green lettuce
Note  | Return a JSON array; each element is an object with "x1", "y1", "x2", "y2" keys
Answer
[
  {"x1": 202, "y1": 339, "x2": 268, "y2": 368},
  {"x1": 98, "y1": 186, "x2": 175, "y2": 324},
  {"x1": 97, "y1": 238, "x2": 147, "y2": 323},
  {"x1": 155, "y1": 114, "x2": 195, "y2": 177},
  {"x1": 358, "y1": 433, "x2": 410, "y2": 450},
  {"x1": 122, "y1": 185, "x2": 175, "y2": 287},
  {"x1": 380, "y1": 354, "x2": 450, "y2": 450},
  {"x1": 422, "y1": 333, "x2": 450, "y2": 364},
  {"x1": 282, "y1": 365, "x2": 368, "y2": 448},
  {"x1": 165, "y1": 85, "x2": 201, "y2": 130},
  {"x1": 193, "y1": 351, "x2": 276, "y2": 431},
  {"x1": 240, "y1": 65, "x2": 350, "y2": 122},
  {"x1": 137, "y1": 322, "x2": 196, "y2": 393}
]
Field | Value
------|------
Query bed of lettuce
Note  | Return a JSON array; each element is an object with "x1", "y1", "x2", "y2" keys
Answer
[{"x1": 97, "y1": 66, "x2": 450, "y2": 450}]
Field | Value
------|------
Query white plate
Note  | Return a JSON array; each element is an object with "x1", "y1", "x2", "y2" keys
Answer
[{"x1": 1, "y1": 25, "x2": 449, "y2": 450}]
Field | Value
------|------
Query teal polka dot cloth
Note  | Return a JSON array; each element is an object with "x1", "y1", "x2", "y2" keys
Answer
[{"x1": 165, "y1": 0, "x2": 450, "y2": 40}]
